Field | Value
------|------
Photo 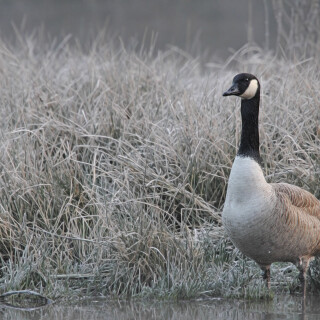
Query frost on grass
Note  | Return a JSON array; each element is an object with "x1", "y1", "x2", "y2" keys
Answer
[{"x1": 0, "y1": 32, "x2": 319, "y2": 299}]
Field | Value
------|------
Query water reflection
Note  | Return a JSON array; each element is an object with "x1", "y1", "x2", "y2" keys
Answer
[{"x1": 1, "y1": 295, "x2": 320, "y2": 320}]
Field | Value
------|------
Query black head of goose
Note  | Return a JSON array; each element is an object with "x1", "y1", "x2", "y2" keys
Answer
[
  {"x1": 222, "y1": 73, "x2": 320, "y2": 297},
  {"x1": 223, "y1": 73, "x2": 261, "y2": 163}
]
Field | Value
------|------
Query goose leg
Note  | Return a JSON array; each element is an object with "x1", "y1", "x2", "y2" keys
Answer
[
  {"x1": 261, "y1": 265, "x2": 271, "y2": 289},
  {"x1": 296, "y1": 257, "x2": 311, "y2": 299},
  {"x1": 299, "y1": 263, "x2": 310, "y2": 299},
  {"x1": 298, "y1": 268, "x2": 307, "y2": 299}
]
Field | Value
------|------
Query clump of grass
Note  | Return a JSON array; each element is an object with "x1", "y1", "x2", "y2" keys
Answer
[{"x1": 0, "y1": 18, "x2": 319, "y2": 300}]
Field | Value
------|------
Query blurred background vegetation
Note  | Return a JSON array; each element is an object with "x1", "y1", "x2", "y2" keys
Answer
[{"x1": 0, "y1": 0, "x2": 276, "y2": 58}]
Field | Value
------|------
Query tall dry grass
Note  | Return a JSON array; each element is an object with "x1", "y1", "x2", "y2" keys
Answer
[{"x1": 0, "y1": 11, "x2": 319, "y2": 299}]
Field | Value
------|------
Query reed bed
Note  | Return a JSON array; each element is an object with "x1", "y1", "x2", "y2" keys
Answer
[{"x1": 0, "y1": 24, "x2": 319, "y2": 300}]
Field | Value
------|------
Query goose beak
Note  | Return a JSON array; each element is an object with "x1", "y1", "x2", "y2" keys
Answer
[{"x1": 223, "y1": 83, "x2": 240, "y2": 96}]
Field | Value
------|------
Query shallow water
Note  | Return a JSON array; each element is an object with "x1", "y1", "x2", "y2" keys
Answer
[{"x1": 1, "y1": 295, "x2": 320, "y2": 320}]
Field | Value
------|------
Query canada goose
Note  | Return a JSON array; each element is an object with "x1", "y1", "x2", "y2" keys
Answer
[{"x1": 222, "y1": 73, "x2": 320, "y2": 296}]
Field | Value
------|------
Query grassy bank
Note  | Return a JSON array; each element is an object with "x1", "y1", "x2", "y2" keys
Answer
[{"x1": 0, "y1": 29, "x2": 319, "y2": 300}]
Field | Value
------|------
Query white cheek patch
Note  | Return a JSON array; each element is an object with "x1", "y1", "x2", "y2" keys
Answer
[{"x1": 240, "y1": 79, "x2": 258, "y2": 99}]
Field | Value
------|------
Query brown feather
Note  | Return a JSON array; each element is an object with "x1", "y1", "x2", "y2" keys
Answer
[
  {"x1": 271, "y1": 182, "x2": 320, "y2": 257},
  {"x1": 271, "y1": 183, "x2": 320, "y2": 219}
]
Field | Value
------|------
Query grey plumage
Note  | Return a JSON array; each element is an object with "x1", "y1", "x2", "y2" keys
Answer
[{"x1": 222, "y1": 73, "x2": 320, "y2": 296}]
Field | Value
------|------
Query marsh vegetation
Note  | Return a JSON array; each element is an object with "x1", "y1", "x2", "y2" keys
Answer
[{"x1": 0, "y1": 1, "x2": 319, "y2": 301}]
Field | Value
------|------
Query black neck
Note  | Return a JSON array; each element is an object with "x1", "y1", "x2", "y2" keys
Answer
[{"x1": 238, "y1": 92, "x2": 261, "y2": 163}]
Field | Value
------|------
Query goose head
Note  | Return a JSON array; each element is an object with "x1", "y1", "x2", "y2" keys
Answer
[{"x1": 223, "y1": 73, "x2": 260, "y2": 100}]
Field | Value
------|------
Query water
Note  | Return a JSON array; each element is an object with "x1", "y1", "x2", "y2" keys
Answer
[{"x1": 1, "y1": 295, "x2": 320, "y2": 320}]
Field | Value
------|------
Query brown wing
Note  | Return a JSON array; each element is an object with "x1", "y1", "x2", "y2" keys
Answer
[{"x1": 270, "y1": 182, "x2": 320, "y2": 219}]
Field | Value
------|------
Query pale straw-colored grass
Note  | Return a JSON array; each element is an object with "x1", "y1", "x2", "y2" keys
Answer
[{"x1": 0, "y1": 24, "x2": 319, "y2": 300}]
